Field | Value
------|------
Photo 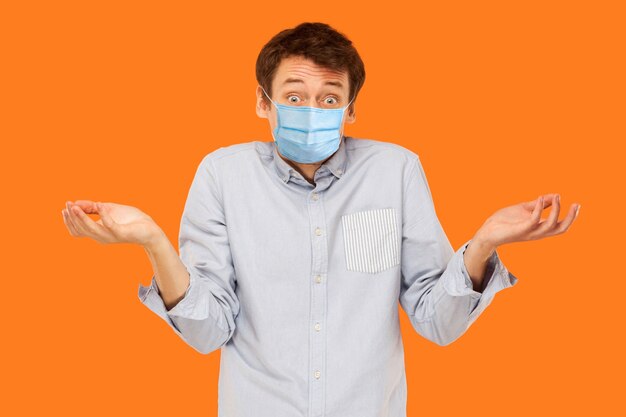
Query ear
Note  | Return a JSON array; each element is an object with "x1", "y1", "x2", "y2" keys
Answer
[
  {"x1": 345, "y1": 103, "x2": 356, "y2": 124},
  {"x1": 256, "y1": 85, "x2": 271, "y2": 119}
]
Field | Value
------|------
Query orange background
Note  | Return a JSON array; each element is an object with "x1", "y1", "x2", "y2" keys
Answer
[{"x1": 1, "y1": 0, "x2": 623, "y2": 415}]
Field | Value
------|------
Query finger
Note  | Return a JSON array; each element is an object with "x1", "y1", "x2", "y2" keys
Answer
[
  {"x1": 73, "y1": 200, "x2": 100, "y2": 214},
  {"x1": 522, "y1": 193, "x2": 558, "y2": 211},
  {"x1": 538, "y1": 193, "x2": 558, "y2": 209},
  {"x1": 70, "y1": 204, "x2": 109, "y2": 241},
  {"x1": 62, "y1": 209, "x2": 80, "y2": 236},
  {"x1": 529, "y1": 195, "x2": 544, "y2": 225},
  {"x1": 66, "y1": 201, "x2": 86, "y2": 235},
  {"x1": 541, "y1": 194, "x2": 561, "y2": 232},
  {"x1": 553, "y1": 203, "x2": 581, "y2": 234}
]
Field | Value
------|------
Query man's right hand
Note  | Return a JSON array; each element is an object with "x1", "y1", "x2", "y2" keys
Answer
[{"x1": 62, "y1": 200, "x2": 165, "y2": 248}]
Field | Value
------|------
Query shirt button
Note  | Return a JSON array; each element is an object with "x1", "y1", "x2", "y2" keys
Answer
[
  {"x1": 314, "y1": 322, "x2": 321, "y2": 331},
  {"x1": 337, "y1": 168, "x2": 343, "y2": 175},
  {"x1": 314, "y1": 370, "x2": 321, "y2": 379},
  {"x1": 315, "y1": 227, "x2": 322, "y2": 236},
  {"x1": 311, "y1": 192, "x2": 319, "y2": 201},
  {"x1": 315, "y1": 275, "x2": 322, "y2": 283}
]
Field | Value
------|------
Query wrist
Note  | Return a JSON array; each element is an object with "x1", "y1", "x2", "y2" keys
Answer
[
  {"x1": 143, "y1": 229, "x2": 170, "y2": 254},
  {"x1": 470, "y1": 233, "x2": 497, "y2": 258}
]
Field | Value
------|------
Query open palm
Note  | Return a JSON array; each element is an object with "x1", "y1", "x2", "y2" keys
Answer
[
  {"x1": 476, "y1": 193, "x2": 580, "y2": 247},
  {"x1": 62, "y1": 200, "x2": 163, "y2": 246}
]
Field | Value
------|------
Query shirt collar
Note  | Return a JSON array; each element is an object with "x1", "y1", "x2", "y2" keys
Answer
[{"x1": 272, "y1": 136, "x2": 348, "y2": 184}]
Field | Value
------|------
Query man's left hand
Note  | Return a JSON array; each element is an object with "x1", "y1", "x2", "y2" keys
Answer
[{"x1": 474, "y1": 193, "x2": 581, "y2": 250}]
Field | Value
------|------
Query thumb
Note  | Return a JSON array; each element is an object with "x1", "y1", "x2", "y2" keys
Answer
[
  {"x1": 97, "y1": 202, "x2": 116, "y2": 230},
  {"x1": 522, "y1": 195, "x2": 544, "y2": 211}
]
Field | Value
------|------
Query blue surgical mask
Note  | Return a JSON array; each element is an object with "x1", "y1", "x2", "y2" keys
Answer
[{"x1": 262, "y1": 87, "x2": 354, "y2": 164}]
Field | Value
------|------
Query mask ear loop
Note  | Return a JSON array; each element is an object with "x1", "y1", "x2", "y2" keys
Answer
[
  {"x1": 340, "y1": 95, "x2": 355, "y2": 139},
  {"x1": 260, "y1": 87, "x2": 281, "y2": 145},
  {"x1": 260, "y1": 86, "x2": 277, "y2": 109}
]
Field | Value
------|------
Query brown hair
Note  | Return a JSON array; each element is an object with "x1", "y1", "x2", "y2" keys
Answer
[{"x1": 255, "y1": 22, "x2": 366, "y2": 113}]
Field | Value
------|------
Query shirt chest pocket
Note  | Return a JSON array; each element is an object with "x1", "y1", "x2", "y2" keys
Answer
[{"x1": 341, "y1": 207, "x2": 400, "y2": 274}]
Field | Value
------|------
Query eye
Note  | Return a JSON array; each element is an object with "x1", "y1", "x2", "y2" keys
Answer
[
  {"x1": 287, "y1": 95, "x2": 301, "y2": 104},
  {"x1": 324, "y1": 96, "x2": 338, "y2": 105}
]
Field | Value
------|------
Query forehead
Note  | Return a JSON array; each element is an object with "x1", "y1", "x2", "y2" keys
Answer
[{"x1": 273, "y1": 56, "x2": 349, "y2": 90}]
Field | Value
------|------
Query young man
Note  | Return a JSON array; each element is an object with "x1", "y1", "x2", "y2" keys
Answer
[{"x1": 62, "y1": 21, "x2": 580, "y2": 417}]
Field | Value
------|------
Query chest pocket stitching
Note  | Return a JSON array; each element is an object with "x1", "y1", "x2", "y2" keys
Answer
[{"x1": 341, "y1": 207, "x2": 400, "y2": 274}]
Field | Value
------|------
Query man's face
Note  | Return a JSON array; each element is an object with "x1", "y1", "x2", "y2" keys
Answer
[{"x1": 256, "y1": 55, "x2": 356, "y2": 137}]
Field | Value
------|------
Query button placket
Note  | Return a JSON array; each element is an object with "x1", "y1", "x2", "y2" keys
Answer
[{"x1": 307, "y1": 180, "x2": 330, "y2": 417}]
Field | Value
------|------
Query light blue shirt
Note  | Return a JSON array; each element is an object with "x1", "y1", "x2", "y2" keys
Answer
[{"x1": 138, "y1": 136, "x2": 519, "y2": 417}]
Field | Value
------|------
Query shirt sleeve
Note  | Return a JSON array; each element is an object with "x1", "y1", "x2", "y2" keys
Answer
[
  {"x1": 398, "y1": 157, "x2": 519, "y2": 346},
  {"x1": 137, "y1": 154, "x2": 240, "y2": 354}
]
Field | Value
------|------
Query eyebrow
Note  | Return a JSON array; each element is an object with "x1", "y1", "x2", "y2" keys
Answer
[{"x1": 281, "y1": 77, "x2": 344, "y2": 88}]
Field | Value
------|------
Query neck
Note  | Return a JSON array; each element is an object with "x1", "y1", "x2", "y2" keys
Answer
[{"x1": 277, "y1": 149, "x2": 328, "y2": 184}]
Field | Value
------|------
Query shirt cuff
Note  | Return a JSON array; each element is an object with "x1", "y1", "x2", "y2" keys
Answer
[
  {"x1": 137, "y1": 274, "x2": 194, "y2": 335},
  {"x1": 442, "y1": 239, "x2": 519, "y2": 300}
]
